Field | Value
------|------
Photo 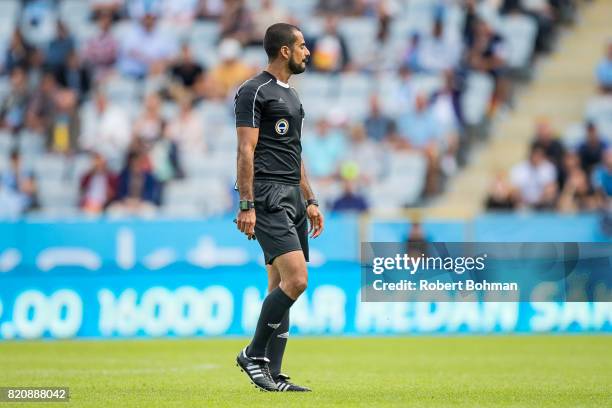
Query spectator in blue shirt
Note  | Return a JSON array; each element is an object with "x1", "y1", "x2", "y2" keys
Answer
[
  {"x1": 592, "y1": 148, "x2": 612, "y2": 199},
  {"x1": 46, "y1": 20, "x2": 75, "y2": 71},
  {"x1": 331, "y1": 179, "x2": 368, "y2": 214},
  {"x1": 107, "y1": 151, "x2": 160, "y2": 217},
  {"x1": 302, "y1": 118, "x2": 346, "y2": 182},
  {"x1": 578, "y1": 122, "x2": 607, "y2": 175},
  {"x1": 0, "y1": 150, "x2": 37, "y2": 217},
  {"x1": 396, "y1": 93, "x2": 442, "y2": 149},
  {"x1": 394, "y1": 93, "x2": 445, "y2": 195},
  {"x1": 596, "y1": 40, "x2": 612, "y2": 94},
  {"x1": 364, "y1": 94, "x2": 395, "y2": 142}
]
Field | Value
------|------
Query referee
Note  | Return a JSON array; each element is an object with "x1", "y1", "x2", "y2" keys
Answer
[{"x1": 234, "y1": 23, "x2": 323, "y2": 392}]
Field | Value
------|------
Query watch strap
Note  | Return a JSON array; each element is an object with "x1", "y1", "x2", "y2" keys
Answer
[
  {"x1": 306, "y1": 198, "x2": 319, "y2": 207},
  {"x1": 239, "y1": 200, "x2": 255, "y2": 211}
]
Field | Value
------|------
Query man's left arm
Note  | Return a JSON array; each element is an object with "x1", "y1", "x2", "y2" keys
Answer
[{"x1": 301, "y1": 161, "x2": 324, "y2": 238}]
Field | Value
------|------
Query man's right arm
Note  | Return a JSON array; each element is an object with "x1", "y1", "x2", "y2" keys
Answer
[
  {"x1": 236, "y1": 127, "x2": 259, "y2": 201},
  {"x1": 236, "y1": 127, "x2": 259, "y2": 239},
  {"x1": 234, "y1": 80, "x2": 262, "y2": 239}
]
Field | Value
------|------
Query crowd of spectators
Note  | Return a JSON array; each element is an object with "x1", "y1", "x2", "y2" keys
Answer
[
  {"x1": 485, "y1": 40, "x2": 612, "y2": 216},
  {"x1": 486, "y1": 119, "x2": 611, "y2": 213},
  {"x1": 0, "y1": 0, "x2": 581, "y2": 218}
]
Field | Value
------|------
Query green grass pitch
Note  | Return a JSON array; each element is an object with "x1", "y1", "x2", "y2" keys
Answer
[{"x1": 1, "y1": 336, "x2": 610, "y2": 407}]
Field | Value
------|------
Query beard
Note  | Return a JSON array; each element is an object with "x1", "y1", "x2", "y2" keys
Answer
[{"x1": 288, "y1": 57, "x2": 307, "y2": 74}]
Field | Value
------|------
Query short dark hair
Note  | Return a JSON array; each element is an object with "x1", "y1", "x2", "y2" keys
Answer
[{"x1": 264, "y1": 23, "x2": 300, "y2": 60}]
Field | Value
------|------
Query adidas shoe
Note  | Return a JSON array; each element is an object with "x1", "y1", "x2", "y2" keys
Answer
[
  {"x1": 236, "y1": 347, "x2": 278, "y2": 392},
  {"x1": 275, "y1": 373, "x2": 311, "y2": 392}
]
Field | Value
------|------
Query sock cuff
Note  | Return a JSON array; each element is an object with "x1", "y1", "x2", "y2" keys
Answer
[{"x1": 271, "y1": 287, "x2": 295, "y2": 308}]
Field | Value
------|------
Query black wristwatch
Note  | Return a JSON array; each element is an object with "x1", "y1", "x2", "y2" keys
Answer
[
  {"x1": 306, "y1": 198, "x2": 319, "y2": 207},
  {"x1": 239, "y1": 200, "x2": 255, "y2": 211}
]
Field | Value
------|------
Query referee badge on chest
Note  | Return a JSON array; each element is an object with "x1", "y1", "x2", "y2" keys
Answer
[{"x1": 275, "y1": 118, "x2": 289, "y2": 135}]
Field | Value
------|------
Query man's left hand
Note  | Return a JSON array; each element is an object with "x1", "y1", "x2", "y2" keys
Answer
[{"x1": 307, "y1": 204, "x2": 324, "y2": 238}]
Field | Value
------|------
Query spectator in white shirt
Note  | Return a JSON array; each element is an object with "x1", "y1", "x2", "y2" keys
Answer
[
  {"x1": 510, "y1": 145, "x2": 557, "y2": 209},
  {"x1": 164, "y1": 94, "x2": 205, "y2": 153},
  {"x1": 133, "y1": 92, "x2": 164, "y2": 143},
  {"x1": 117, "y1": 12, "x2": 178, "y2": 79},
  {"x1": 79, "y1": 90, "x2": 131, "y2": 165}
]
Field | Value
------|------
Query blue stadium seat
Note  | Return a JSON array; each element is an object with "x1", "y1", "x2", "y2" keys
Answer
[
  {"x1": 339, "y1": 18, "x2": 378, "y2": 65},
  {"x1": 182, "y1": 152, "x2": 234, "y2": 179},
  {"x1": 111, "y1": 20, "x2": 132, "y2": 41},
  {"x1": 337, "y1": 95, "x2": 368, "y2": 121},
  {"x1": 69, "y1": 154, "x2": 93, "y2": 183},
  {"x1": 294, "y1": 73, "x2": 332, "y2": 97},
  {"x1": 367, "y1": 151, "x2": 427, "y2": 209},
  {"x1": 105, "y1": 75, "x2": 141, "y2": 103},
  {"x1": 499, "y1": 14, "x2": 537, "y2": 72},
  {"x1": 585, "y1": 96, "x2": 612, "y2": 123},
  {"x1": 189, "y1": 21, "x2": 220, "y2": 47},
  {"x1": 0, "y1": 0, "x2": 19, "y2": 20},
  {"x1": 0, "y1": 15, "x2": 16, "y2": 43},
  {"x1": 339, "y1": 73, "x2": 372, "y2": 97},
  {"x1": 275, "y1": 0, "x2": 316, "y2": 15},
  {"x1": 0, "y1": 131, "x2": 13, "y2": 152},
  {"x1": 243, "y1": 46, "x2": 268, "y2": 70},
  {"x1": 161, "y1": 202, "x2": 202, "y2": 217},
  {"x1": 598, "y1": 121, "x2": 612, "y2": 141},
  {"x1": 37, "y1": 179, "x2": 79, "y2": 209},
  {"x1": 29, "y1": 206, "x2": 81, "y2": 219},
  {"x1": 18, "y1": 131, "x2": 46, "y2": 156},
  {"x1": 68, "y1": 19, "x2": 97, "y2": 44},
  {"x1": 0, "y1": 154, "x2": 7, "y2": 174},
  {"x1": 412, "y1": 73, "x2": 444, "y2": 96},
  {"x1": 461, "y1": 72, "x2": 495, "y2": 126},
  {"x1": 205, "y1": 124, "x2": 236, "y2": 153},
  {"x1": 200, "y1": 101, "x2": 233, "y2": 128},
  {"x1": 563, "y1": 122, "x2": 586, "y2": 147},
  {"x1": 163, "y1": 178, "x2": 231, "y2": 216},
  {"x1": 34, "y1": 154, "x2": 68, "y2": 181},
  {"x1": 300, "y1": 94, "x2": 333, "y2": 121},
  {"x1": 59, "y1": 0, "x2": 91, "y2": 37}
]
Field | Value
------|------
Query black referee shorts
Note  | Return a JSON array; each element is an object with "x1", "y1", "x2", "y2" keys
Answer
[{"x1": 253, "y1": 181, "x2": 309, "y2": 265}]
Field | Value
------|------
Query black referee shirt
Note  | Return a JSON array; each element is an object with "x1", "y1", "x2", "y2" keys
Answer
[{"x1": 234, "y1": 71, "x2": 304, "y2": 185}]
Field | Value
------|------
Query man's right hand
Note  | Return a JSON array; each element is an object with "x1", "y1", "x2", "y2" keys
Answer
[{"x1": 236, "y1": 209, "x2": 256, "y2": 240}]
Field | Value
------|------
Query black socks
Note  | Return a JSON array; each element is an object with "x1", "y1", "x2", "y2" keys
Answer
[
  {"x1": 247, "y1": 287, "x2": 294, "y2": 358},
  {"x1": 266, "y1": 309, "x2": 289, "y2": 378}
]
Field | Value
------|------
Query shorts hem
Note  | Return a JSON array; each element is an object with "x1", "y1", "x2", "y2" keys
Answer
[{"x1": 266, "y1": 247, "x2": 309, "y2": 265}]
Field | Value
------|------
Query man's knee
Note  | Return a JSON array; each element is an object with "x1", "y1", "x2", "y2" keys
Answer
[
  {"x1": 280, "y1": 275, "x2": 307, "y2": 299},
  {"x1": 274, "y1": 250, "x2": 308, "y2": 299},
  {"x1": 289, "y1": 276, "x2": 308, "y2": 295}
]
